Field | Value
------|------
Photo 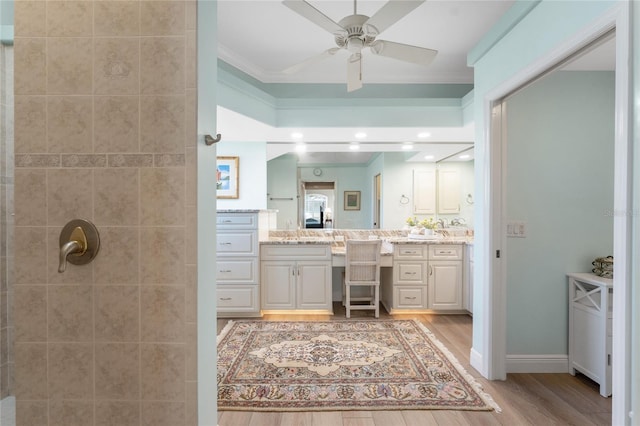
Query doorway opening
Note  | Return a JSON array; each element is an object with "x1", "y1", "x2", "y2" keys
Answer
[
  {"x1": 301, "y1": 181, "x2": 335, "y2": 229},
  {"x1": 484, "y1": 18, "x2": 631, "y2": 423}
]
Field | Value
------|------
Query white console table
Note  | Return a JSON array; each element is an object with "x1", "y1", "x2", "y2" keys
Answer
[{"x1": 567, "y1": 272, "x2": 613, "y2": 397}]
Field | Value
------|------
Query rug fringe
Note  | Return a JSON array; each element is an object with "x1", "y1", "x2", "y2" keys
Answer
[
  {"x1": 217, "y1": 320, "x2": 235, "y2": 344},
  {"x1": 413, "y1": 320, "x2": 502, "y2": 413}
]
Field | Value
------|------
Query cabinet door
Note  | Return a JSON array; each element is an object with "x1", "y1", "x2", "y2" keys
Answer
[
  {"x1": 437, "y1": 169, "x2": 460, "y2": 214},
  {"x1": 297, "y1": 261, "x2": 332, "y2": 311},
  {"x1": 261, "y1": 261, "x2": 296, "y2": 309},
  {"x1": 428, "y1": 261, "x2": 462, "y2": 310},
  {"x1": 413, "y1": 169, "x2": 436, "y2": 214}
]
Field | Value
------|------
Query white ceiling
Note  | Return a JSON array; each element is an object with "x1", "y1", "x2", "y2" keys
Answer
[
  {"x1": 216, "y1": 1, "x2": 615, "y2": 164},
  {"x1": 218, "y1": 0, "x2": 516, "y2": 84}
]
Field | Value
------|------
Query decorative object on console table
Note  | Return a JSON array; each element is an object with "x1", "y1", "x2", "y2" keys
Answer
[
  {"x1": 592, "y1": 256, "x2": 613, "y2": 278},
  {"x1": 344, "y1": 190, "x2": 361, "y2": 210},
  {"x1": 216, "y1": 156, "x2": 239, "y2": 199}
]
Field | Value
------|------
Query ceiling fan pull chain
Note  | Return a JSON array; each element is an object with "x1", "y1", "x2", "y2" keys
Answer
[{"x1": 354, "y1": 0, "x2": 357, "y2": 15}]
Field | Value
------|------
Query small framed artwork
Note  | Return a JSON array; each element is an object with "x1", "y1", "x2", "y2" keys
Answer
[
  {"x1": 216, "y1": 156, "x2": 239, "y2": 199},
  {"x1": 344, "y1": 190, "x2": 361, "y2": 211}
]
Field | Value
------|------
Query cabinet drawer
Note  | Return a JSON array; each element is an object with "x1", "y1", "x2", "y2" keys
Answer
[
  {"x1": 216, "y1": 258, "x2": 258, "y2": 284},
  {"x1": 394, "y1": 245, "x2": 427, "y2": 260},
  {"x1": 393, "y1": 261, "x2": 427, "y2": 285},
  {"x1": 395, "y1": 287, "x2": 427, "y2": 309},
  {"x1": 261, "y1": 244, "x2": 331, "y2": 260},
  {"x1": 217, "y1": 231, "x2": 258, "y2": 256},
  {"x1": 217, "y1": 286, "x2": 259, "y2": 312},
  {"x1": 428, "y1": 244, "x2": 463, "y2": 260},
  {"x1": 217, "y1": 213, "x2": 257, "y2": 229}
]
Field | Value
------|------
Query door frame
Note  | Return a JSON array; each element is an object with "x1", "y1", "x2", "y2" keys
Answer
[{"x1": 480, "y1": 4, "x2": 632, "y2": 424}]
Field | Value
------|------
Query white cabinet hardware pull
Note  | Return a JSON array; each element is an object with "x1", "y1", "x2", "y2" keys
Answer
[
  {"x1": 429, "y1": 265, "x2": 433, "y2": 275},
  {"x1": 222, "y1": 219, "x2": 232, "y2": 223},
  {"x1": 220, "y1": 242, "x2": 232, "y2": 245},
  {"x1": 406, "y1": 272, "x2": 416, "y2": 275},
  {"x1": 405, "y1": 296, "x2": 417, "y2": 300},
  {"x1": 219, "y1": 269, "x2": 231, "y2": 273},
  {"x1": 219, "y1": 297, "x2": 232, "y2": 301}
]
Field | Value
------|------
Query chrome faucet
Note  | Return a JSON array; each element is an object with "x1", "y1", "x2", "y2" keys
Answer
[{"x1": 436, "y1": 218, "x2": 447, "y2": 228}]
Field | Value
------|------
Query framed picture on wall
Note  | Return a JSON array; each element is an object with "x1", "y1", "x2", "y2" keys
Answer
[
  {"x1": 344, "y1": 190, "x2": 361, "y2": 210},
  {"x1": 216, "y1": 156, "x2": 239, "y2": 199}
]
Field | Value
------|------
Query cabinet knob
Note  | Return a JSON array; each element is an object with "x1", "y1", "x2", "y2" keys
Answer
[{"x1": 219, "y1": 297, "x2": 232, "y2": 301}]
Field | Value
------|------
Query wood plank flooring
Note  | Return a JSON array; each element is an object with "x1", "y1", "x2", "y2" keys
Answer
[{"x1": 217, "y1": 304, "x2": 612, "y2": 426}]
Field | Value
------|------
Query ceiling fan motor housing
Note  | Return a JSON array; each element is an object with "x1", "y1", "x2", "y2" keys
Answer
[{"x1": 335, "y1": 14, "x2": 377, "y2": 52}]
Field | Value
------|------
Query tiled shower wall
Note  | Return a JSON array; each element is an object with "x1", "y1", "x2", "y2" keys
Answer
[
  {"x1": 1, "y1": 42, "x2": 14, "y2": 401},
  {"x1": 13, "y1": 2, "x2": 198, "y2": 425}
]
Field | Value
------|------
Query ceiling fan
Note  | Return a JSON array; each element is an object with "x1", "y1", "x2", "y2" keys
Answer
[{"x1": 281, "y1": 0, "x2": 437, "y2": 92}]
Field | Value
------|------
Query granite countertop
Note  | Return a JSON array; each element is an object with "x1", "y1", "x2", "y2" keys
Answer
[{"x1": 261, "y1": 236, "x2": 472, "y2": 255}]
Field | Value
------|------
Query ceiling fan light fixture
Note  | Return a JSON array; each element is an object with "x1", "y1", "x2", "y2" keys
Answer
[{"x1": 347, "y1": 37, "x2": 364, "y2": 52}]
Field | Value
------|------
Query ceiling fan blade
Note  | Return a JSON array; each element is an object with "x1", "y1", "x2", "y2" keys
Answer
[
  {"x1": 364, "y1": 0, "x2": 425, "y2": 36},
  {"x1": 282, "y1": 48, "x2": 341, "y2": 74},
  {"x1": 347, "y1": 53, "x2": 363, "y2": 92},
  {"x1": 370, "y1": 40, "x2": 437, "y2": 66},
  {"x1": 282, "y1": 0, "x2": 345, "y2": 35}
]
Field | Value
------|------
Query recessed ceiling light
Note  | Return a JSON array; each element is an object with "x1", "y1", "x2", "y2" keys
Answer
[
  {"x1": 354, "y1": 132, "x2": 367, "y2": 139},
  {"x1": 424, "y1": 155, "x2": 435, "y2": 160},
  {"x1": 459, "y1": 154, "x2": 470, "y2": 159},
  {"x1": 295, "y1": 144, "x2": 306, "y2": 152},
  {"x1": 349, "y1": 143, "x2": 360, "y2": 150},
  {"x1": 417, "y1": 132, "x2": 431, "y2": 139},
  {"x1": 291, "y1": 132, "x2": 303, "y2": 140},
  {"x1": 402, "y1": 143, "x2": 414, "y2": 150}
]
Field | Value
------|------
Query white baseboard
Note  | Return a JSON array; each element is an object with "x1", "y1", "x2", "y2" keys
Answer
[
  {"x1": 469, "y1": 347, "x2": 484, "y2": 375},
  {"x1": 506, "y1": 354, "x2": 569, "y2": 373}
]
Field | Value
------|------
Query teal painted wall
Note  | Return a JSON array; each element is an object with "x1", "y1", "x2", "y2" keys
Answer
[
  {"x1": 267, "y1": 154, "x2": 298, "y2": 229},
  {"x1": 217, "y1": 141, "x2": 268, "y2": 210},
  {"x1": 469, "y1": 0, "x2": 619, "y2": 355},
  {"x1": 506, "y1": 71, "x2": 614, "y2": 355}
]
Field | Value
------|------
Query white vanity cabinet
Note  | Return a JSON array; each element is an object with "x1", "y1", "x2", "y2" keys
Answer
[
  {"x1": 382, "y1": 245, "x2": 428, "y2": 312},
  {"x1": 568, "y1": 272, "x2": 613, "y2": 397},
  {"x1": 427, "y1": 244, "x2": 463, "y2": 310},
  {"x1": 381, "y1": 243, "x2": 464, "y2": 313},
  {"x1": 261, "y1": 244, "x2": 332, "y2": 314},
  {"x1": 216, "y1": 211, "x2": 270, "y2": 317}
]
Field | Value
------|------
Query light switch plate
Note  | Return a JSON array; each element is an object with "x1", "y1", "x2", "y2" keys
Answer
[{"x1": 507, "y1": 221, "x2": 527, "y2": 238}]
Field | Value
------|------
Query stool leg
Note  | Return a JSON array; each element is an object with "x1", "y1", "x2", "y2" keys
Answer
[
  {"x1": 374, "y1": 286, "x2": 379, "y2": 318},
  {"x1": 346, "y1": 285, "x2": 351, "y2": 318}
]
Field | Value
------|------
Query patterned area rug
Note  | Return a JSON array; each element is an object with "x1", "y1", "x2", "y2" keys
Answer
[{"x1": 217, "y1": 319, "x2": 500, "y2": 412}]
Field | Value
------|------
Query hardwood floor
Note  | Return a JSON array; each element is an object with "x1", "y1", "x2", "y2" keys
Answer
[{"x1": 217, "y1": 304, "x2": 612, "y2": 426}]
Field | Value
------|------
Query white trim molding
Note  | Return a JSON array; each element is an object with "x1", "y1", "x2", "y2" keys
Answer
[{"x1": 506, "y1": 354, "x2": 569, "y2": 374}]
